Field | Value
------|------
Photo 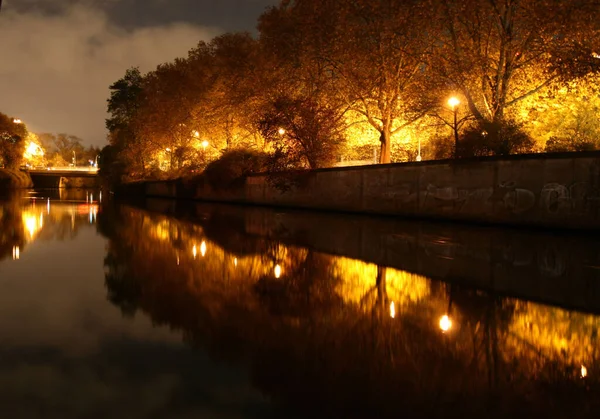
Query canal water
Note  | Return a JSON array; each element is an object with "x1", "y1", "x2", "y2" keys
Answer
[{"x1": 1, "y1": 188, "x2": 599, "y2": 418}]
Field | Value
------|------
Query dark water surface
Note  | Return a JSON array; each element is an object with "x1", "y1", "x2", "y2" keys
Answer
[{"x1": 1, "y1": 189, "x2": 599, "y2": 418}]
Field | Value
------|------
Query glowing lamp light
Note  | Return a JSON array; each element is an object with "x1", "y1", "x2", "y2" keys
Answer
[
  {"x1": 448, "y1": 97, "x2": 460, "y2": 109},
  {"x1": 26, "y1": 142, "x2": 42, "y2": 156},
  {"x1": 389, "y1": 301, "x2": 396, "y2": 318},
  {"x1": 12, "y1": 246, "x2": 20, "y2": 260},
  {"x1": 439, "y1": 314, "x2": 452, "y2": 332},
  {"x1": 12, "y1": 118, "x2": 22, "y2": 124},
  {"x1": 274, "y1": 264, "x2": 282, "y2": 279},
  {"x1": 233, "y1": 257, "x2": 238, "y2": 267},
  {"x1": 200, "y1": 241, "x2": 207, "y2": 257},
  {"x1": 581, "y1": 365, "x2": 588, "y2": 378},
  {"x1": 277, "y1": 127, "x2": 286, "y2": 135},
  {"x1": 201, "y1": 140, "x2": 209, "y2": 149},
  {"x1": 192, "y1": 244, "x2": 197, "y2": 258}
]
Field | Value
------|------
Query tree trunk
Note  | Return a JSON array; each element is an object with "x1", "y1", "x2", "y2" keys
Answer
[{"x1": 379, "y1": 128, "x2": 391, "y2": 164}]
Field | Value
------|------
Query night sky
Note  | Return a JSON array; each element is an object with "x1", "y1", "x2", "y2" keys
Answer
[{"x1": 0, "y1": 0, "x2": 278, "y2": 146}]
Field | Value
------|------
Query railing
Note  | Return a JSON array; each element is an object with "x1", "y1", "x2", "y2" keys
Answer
[{"x1": 29, "y1": 166, "x2": 98, "y2": 173}]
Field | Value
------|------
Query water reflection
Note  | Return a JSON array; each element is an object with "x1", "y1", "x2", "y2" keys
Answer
[
  {"x1": 0, "y1": 190, "x2": 100, "y2": 262},
  {"x1": 98, "y1": 203, "x2": 600, "y2": 418}
]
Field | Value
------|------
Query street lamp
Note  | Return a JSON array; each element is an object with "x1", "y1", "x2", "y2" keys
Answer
[
  {"x1": 448, "y1": 97, "x2": 460, "y2": 158},
  {"x1": 201, "y1": 140, "x2": 209, "y2": 150},
  {"x1": 12, "y1": 118, "x2": 22, "y2": 124}
]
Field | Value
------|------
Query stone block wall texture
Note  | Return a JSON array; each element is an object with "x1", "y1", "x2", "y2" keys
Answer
[{"x1": 142, "y1": 153, "x2": 600, "y2": 229}]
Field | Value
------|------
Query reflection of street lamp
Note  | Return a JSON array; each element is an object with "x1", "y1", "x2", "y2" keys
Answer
[
  {"x1": 448, "y1": 97, "x2": 460, "y2": 159},
  {"x1": 72, "y1": 150, "x2": 76, "y2": 167},
  {"x1": 439, "y1": 314, "x2": 452, "y2": 332}
]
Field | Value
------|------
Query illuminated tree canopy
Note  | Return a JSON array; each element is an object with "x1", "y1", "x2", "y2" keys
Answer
[{"x1": 105, "y1": 0, "x2": 600, "y2": 180}]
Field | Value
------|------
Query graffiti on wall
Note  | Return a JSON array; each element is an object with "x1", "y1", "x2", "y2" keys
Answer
[{"x1": 384, "y1": 181, "x2": 600, "y2": 218}]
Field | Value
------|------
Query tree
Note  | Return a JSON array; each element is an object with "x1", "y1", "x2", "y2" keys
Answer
[
  {"x1": 518, "y1": 74, "x2": 600, "y2": 151},
  {"x1": 106, "y1": 67, "x2": 149, "y2": 179},
  {"x1": 434, "y1": 0, "x2": 600, "y2": 126},
  {"x1": 0, "y1": 113, "x2": 27, "y2": 169},
  {"x1": 38, "y1": 133, "x2": 86, "y2": 167},
  {"x1": 259, "y1": 95, "x2": 346, "y2": 169},
  {"x1": 259, "y1": 0, "x2": 440, "y2": 164},
  {"x1": 194, "y1": 33, "x2": 265, "y2": 151}
]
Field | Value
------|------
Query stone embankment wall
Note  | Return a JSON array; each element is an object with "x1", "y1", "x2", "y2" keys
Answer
[{"x1": 136, "y1": 152, "x2": 600, "y2": 229}]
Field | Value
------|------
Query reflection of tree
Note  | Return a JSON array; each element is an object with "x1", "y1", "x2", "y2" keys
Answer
[
  {"x1": 0, "y1": 192, "x2": 26, "y2": 261},
  {"x1": 446, "y1": 284, "x2": 516, "y2": 391},
  {"x1": 98, "y1": 204, "x2": 600, "y2": 418},
  {"x1": 255, "y1": 247, "x2": 343, "y2": 318}
]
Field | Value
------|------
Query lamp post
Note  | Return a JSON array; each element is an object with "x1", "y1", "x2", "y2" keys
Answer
[{"x1": 448, "y1": 97, "x2": 460, "y2": 158}]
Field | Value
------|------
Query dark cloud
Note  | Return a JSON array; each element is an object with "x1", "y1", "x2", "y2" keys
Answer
[
  {"x1": 109, "y1": 0, "x2": 277, "y2": 32},
  {"x1": 0, "y1": 0, "x2": 277, "y2": 146}
]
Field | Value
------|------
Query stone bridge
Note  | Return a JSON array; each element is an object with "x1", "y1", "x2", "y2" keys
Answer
[{"x1": 29, "y1": 167, "x2": 99, "y2": 188}]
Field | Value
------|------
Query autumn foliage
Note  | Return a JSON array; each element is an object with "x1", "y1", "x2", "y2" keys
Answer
[{"x1": 105, "y1": 0, "x2": 600, "y2": 182}]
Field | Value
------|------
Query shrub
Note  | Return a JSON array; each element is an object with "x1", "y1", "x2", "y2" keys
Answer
[
  {"x1": 545, "y1": 135, "x2": 598, "y2": 153},
  {"x1": 203, "y1": 149, "x2": 268, "y2": 190},
  {"x1": 457, "y1": 119, "x2": 535, "y2": 158}
]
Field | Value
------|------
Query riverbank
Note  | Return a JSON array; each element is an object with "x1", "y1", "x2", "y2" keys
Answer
[
  {"x1": 116, "y1": 151, "x2": 600, "y2": 229},
  {"x1": 0, "y1": 169, "x2": 33, "y2": 189}
]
